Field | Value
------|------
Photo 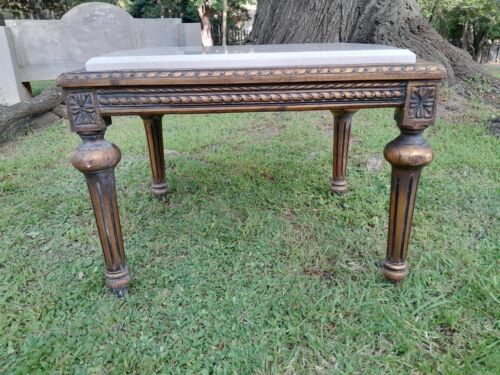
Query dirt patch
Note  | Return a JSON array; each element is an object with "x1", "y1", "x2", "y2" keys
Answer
[
  {"x1": 366, "y1": 153, "x2": 384, "y2": 172},
  {"x1": 249, "y1": 121, "x2": 284, "y2": 139},
  {"x1": 437, "y1": 95, "x2": 470, "y2": 120},
  {"x1": 438, "y1": 324, "x2": 458, "y2": 337},
  {"x1": 260, "y1": 171, "x2": 275, "y2": 181},
  {"x1": 303, "y1": 258, "x2": 336, "y2": 280},
  {"x1": 165, "y1": 149, "x2": 181, "y2": 156},
  {"x1": 282, "y1": 208, "x2": 295, "y2": 221},
  {"x1": 303, "y1": 266, "x2": 334, "y2": 280}
]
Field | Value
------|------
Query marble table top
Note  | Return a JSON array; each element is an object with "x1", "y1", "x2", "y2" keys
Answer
[{"x1": 85, "y1": 43, "x2": 417, "y2": 71}]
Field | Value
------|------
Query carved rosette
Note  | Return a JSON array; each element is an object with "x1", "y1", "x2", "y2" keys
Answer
[
  {"x1": 408, "y1": 86, "x2": 436, "y2": 119},
  {"x1": 397, "y1": 83, "x2": 439, "y2": 131},
  {"x1": 69, "y1": 93, "x2": 96, "y2": 124},
  {"x1": 66, "y1": 91, "x2": 106, "y2": 132}
]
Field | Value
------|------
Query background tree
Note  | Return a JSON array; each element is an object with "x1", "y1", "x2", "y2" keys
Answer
[
  {"x1": 196, "y1": 0, "x2": 213, "y2": 46},
  {"x1": 0, "y1": 0, "x2": 68, "y2": 18},
  {"x1": 127, "y1": 0, "x2": 253, "y2": 45},
  {"x1": 419, "y1": 0, "x2": 500, "y2": 62},
  {"x1": 0, "y1": 1, "x2": 253, "y2": 46},
  {"x1": 222, "y1": 0, "x2": 227, "y2": 46},
  {"x1": 129, "y1": 0, "x2": 198, "y2": 20},
  {"x1": 193, "y1": 0, "x2": 254, "y2": 46},
  {"x1": 249, "y1": 0, "x2": 498, "y2": 93}
]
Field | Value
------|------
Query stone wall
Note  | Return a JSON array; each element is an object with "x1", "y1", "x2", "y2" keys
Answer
[{"x1": 0, "y1": 2, "x2": 201, "y2": 105}]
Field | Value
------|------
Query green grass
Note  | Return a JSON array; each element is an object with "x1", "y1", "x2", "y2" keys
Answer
[
  {"x1": 487, "y1": 65, "x2": 500, "y2": 79},
  {"x1": 30, "y1": 80, "x2": 56, "y2": 96},
  {"x1": 0, "y1": 106, "x2": 499, "y2": 374}
]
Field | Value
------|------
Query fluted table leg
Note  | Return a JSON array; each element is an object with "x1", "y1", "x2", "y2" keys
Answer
[
  {"x1": 381, "y1": 82, "x2": 439, "y2": 281},
  {"x1": 331, "y1": 110, "x2": 356, "y2": 194},
  {"x1": 71, "y1": 130, "x2": 130, "y2": 297},
  {"x1": 142, "y1": 115, "x2": 168, "y2": 196}
]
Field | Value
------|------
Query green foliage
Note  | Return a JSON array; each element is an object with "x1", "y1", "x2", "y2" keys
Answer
[
  {"x1": 466, "y1": 74, "x2": 495, "y2": 95},
  {"x1": 419, "y1": 0, "x2": 500, "y2": 56},
  {"x1": 0, "y1": 0, "x2": 67, "y2": 17},
  {"x1": 129, "y1": 0, "x2": 198, "y2": 21},
  {"x1": 419, "y1": 0, "x2": 456, "y2": 21},
  {"x1": 128, "y1": 0, "x2": 253, "y2": 23},
  {"x1": 188, "y1": 0, "x2": 255, "y2": 9},
  {"x1": 487, "y1": 65, "x2": 500, "y2": 79},
  {"x1": 0, "y1": 105, "x2": 499, "y2": 373},
  {"x1": 30, "y1": 80, "x2": 56, "y2": 96},
  {"x1": 0, "y1": 0, "x2": 124, "y2": 18},
  {"x1": 129, "y1": 0, "x2": 165, "y2": 18}
]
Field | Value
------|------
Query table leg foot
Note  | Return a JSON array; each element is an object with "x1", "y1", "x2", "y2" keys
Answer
[
  {"x1": 331, "y1": 180, "x2": 348, "y2": 194},
  {"x1": 106, "y1": 268, "x2": 131, "y2": 293},
  {"x1": 331, "y1": 110, "x2": 355, "y2": 194},
  {"x1": 381, "y1": 260, "x2": 408, "y2": 282},
  {"x1": 152, "y1": 182, "x2": 169, "y2": 196}
]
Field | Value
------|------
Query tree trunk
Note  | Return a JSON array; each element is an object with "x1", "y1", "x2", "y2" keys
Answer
[
  {"x1": 157, "y1": 0, "x2": 165, "y2": 18},
  {"x1": 473, "y1": 31, "x2": 488, "y2": 63},
  {"x1": 222, "y1": 0, "x2": 228, "y2": 47},
  {"x1": 460, "y1": 19, "x2": 469, "y2": 51},
  {"x1": 198, "y1": 1, "x2": 213, "y2": 47},
  {"x1": 428, "y1": 0, "x2": 440, "y2": 23},
  {"x1": 166, "y1": 0, "x2": 174, "y2": 17},
  {"x1": 248, "y1": 0, "x2": 498, "y2": 90},
  {"x1": 437, "y1": 16, "x2": 446, "y2": 36}
]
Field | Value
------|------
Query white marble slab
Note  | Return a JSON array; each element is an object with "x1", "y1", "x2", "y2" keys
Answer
[{"x1": 85, "y1": 43, "x2": 416, "y2": 71}]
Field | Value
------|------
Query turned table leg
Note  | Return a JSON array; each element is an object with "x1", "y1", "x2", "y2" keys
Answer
[
  {"x1": 71, "y1": 131, "x2": 130, "y2": 297},
  {"x1": 142, "y1": 115, "x2": 168, "y2": 196},
  {"x1": 331, "y1": 110, "x2": 355, "y2": 194},
  {"x1": 381, "y1": 83, "x2": 438, "y2": 281}
]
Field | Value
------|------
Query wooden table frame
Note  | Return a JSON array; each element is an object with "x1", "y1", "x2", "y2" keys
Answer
[{"x1": 57, "y1": 62, "x2": 446, "y2": 297}]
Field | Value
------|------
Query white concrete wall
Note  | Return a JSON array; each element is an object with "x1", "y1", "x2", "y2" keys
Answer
[
  {"x1": 0, "y1": 2, "x2": 201, "y2": 105},
  {"x1": 0, "y1": 27, "x2": 31, "y2": 104}
]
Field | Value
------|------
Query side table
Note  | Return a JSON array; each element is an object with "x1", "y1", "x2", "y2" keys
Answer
[{"x1": 57, "y1": 44, "x2": 446, "y2": 296}]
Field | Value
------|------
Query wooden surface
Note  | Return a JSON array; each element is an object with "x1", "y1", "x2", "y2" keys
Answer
[
  {"x1": 142, "y1": 115, "x2": 168, "y2": 196},
  {"x1": 58, "y1": 61, "x2": 444, "y2": 87},
  {"x1": 58, "y1": 60, "x2": 445, "y2": 296},
  {"x1": 331, "y1": 110, "x2": 355, "y2": 194}
]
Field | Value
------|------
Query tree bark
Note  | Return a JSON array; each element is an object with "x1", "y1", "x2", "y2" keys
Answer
[
  {"x1": 198, "y1": 1, "x2": 214, "y2": 47},
  {"x1": 248, "y1": 0, "x2": 498, "y2": 90},
  {"x1": 0, "y1": 87, "x2": 63, "y2": 134},
  {"x1": 473, "y1": 31, "x2": 488, "y2": 63}
]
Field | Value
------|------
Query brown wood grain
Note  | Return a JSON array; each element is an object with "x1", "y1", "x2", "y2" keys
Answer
[
  {"x1": 57, "y1": 62, "x2": 446, "y2": 87},
  {"x1": 142, "y1": 115, "x2": 168, "y2": 196}
]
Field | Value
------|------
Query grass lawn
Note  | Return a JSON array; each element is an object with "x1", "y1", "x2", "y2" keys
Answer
[
  {"x1": 0, "y1": 104, "x2": 498, "y2": 373},
  {"x1": 30, "y1": 81, "x2": 56, "y2": 96}
]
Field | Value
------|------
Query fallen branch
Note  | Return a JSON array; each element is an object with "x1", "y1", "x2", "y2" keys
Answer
[{"x1": 0, "y1": 87, "x2": 63, "y2": 133}]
